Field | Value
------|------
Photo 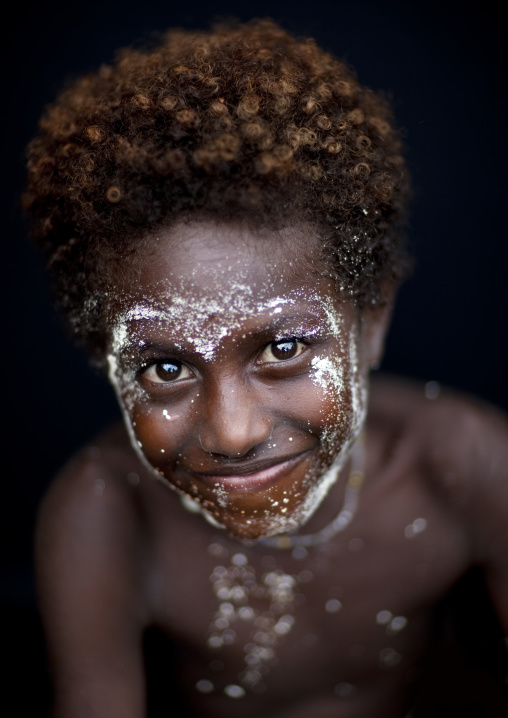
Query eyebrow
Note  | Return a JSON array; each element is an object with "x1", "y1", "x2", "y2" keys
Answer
[{"x1": 118, "y1": 312, "x2": 330, "y2": 356}]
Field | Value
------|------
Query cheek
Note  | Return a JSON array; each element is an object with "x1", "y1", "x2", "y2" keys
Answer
[
  {"x1": 309, "y1": 341, "x2": 367, "y2": 443},
  {"x1": 107, "y1": 356, "x2": 196, "y2": 469},
  {"x1": 124, "y1": 402, "x2": 192, "y2": 469}
]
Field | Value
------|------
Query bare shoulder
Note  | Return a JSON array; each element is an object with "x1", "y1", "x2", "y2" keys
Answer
[
  {"x1": 36, "y1": 422, "x2": 149, "y2": 548},
  {"x1": 35, "y1": 422, "x2": 155, "y2": 627},
  {"x1": 369, "y1": 375, "x2": 508, "y2": 643},
  {"x1": 369, "y1": 373, "x2": 508, "y2": 517},
  {"x1": 370, "y1": 372, "x2": 507, "y2": 433}
]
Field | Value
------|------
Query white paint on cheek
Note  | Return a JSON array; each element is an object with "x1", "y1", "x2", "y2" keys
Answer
[
  {"x1": 266, "y1": 322, "x2": 367, "y2": 537},
  {"x1": 106, "y1": 353, "x2": 160, "y2": 478},
  {"x1": 106, "y1": 352, "x2": 119, "y2": 387},
  {"x1": 322, "y1": 296, "x2": 344, "y2": 338},
  {"x1": 311, "y1": 355, "x2": 345, "y2": 399},
  {"x1": 106, "y1": 286, "x2": 368, "y2": 540},
  {"x1": 309, "y1": 299, "x2": 347, "y2": 405},
  {"x1": 107, "y1": 352, "x2": 145, "y2": 412},
  {"x1": 284, "y1": 442, "x2": 352, "y2": 534},
  {"x1": 348, "y1": 326, "x2": 368, "y2": 438},
  {"x1": 108, "y1": 352, "x2": 227, "y2": 530}
]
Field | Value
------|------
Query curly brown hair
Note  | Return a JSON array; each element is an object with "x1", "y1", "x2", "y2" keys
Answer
[{"x1": 22, "y1": 18, "x2": 410, "y2": 361}]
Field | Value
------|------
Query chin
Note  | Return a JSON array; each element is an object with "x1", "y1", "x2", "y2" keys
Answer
[
  {"x1": 220, "y1": 513, "x2": 304, "y2": 544},
  {"x1": 199, "y1": 484, "x2": 322, "y2": 543}
]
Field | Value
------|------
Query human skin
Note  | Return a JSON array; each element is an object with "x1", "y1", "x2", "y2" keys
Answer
[
  {"x1": 35, "y1": 223, "x2": 508, "y2": 718},
  {"x1": 106, "y1": 222, "x2": 382, "y2": 542}
]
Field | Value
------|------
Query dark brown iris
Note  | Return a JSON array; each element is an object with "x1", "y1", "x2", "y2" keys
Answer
[
  {"x1": 155, "y1": 361, "x2": 182, "y2": 381},
  {"x1": 271, "y1": 339, "x2": 298, "y2": 361}
]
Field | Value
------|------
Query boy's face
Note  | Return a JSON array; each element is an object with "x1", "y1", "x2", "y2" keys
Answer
[{"x1": 107, "y1": 221, "x2": 387, "y2": 541}]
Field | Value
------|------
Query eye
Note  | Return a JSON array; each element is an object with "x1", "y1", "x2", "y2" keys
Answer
[
  {"x1": 258, "y1": 338, "x2": 306, "y2": 363},
  {"x1": 141, "y1": 359, "x2": 192, "y2": 384}
]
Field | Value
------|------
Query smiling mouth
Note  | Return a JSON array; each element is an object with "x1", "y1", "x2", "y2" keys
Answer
[{"x1": 190, "y1": 452, "x2": 310, "y2": 494}]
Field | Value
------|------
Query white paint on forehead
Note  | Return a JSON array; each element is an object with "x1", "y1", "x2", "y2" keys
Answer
[{"x1": 108, "y1": 283, "x2": 340, "y2": 362}]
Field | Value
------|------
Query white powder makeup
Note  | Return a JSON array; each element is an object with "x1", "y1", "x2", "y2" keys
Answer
[
  {"x1": 104, "y1": 221, "x2": 372, "y2": 541},
  {"x1": 254, "y1": 313, "x2": 368, "y2": 538}
]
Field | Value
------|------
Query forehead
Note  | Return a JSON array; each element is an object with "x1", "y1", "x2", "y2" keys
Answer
[
  {"x1": 133, "y1": 221, "x2": 325, "y2": 295},
  {"x1": 108, "y1": 221, "x2": 350, "y2": 358}
]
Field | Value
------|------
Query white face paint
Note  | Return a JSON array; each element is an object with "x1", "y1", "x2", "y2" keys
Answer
[
  {"x1": 105, "y1": 221, "x2": 374, "y2": 541},
  {"x1": 110, "y1": 287, "x2": 296, "y2": 361}
]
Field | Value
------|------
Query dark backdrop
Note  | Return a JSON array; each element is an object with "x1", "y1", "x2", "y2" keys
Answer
[{"x1": 3, "y1": 0, "x2": 507, "y2": 712}]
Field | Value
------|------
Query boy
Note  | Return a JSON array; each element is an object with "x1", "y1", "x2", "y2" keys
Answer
[{"x1": 23, "y1": 19, "x2": 508, "y2": 717}]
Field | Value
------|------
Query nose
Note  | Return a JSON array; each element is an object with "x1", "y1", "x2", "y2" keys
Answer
[{"x1": 198, "y1": 375, "x2": 272, "y2": 458}]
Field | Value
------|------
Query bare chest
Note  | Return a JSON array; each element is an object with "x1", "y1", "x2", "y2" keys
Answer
[{"x1": 142, "y1": 478, "x2": 470, "y2": 715}]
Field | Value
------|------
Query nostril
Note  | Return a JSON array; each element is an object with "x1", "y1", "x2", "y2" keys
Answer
[
  {"x1": 198, "y1": 433, "x2": 245, "y2": 457},
  {"x1": 199, "y1": 437, "x2": 247, "y2": 459},
  {"x1": 198, "y1": 425, "x2": 272, "y2": 459},
  {"x1": 198, "y1": 434, "x2": 215, "y2": 454}
]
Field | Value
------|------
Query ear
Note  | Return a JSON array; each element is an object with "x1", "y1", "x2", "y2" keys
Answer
[{"x1": 359, "y1": 291, "x2": 395, "y2": 370}]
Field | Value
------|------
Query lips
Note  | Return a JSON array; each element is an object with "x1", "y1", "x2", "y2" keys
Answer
[{"x1": 186, "y1": 452, "x2": 310, "y2": 494}]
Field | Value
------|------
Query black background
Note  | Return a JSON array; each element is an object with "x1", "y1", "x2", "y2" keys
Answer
[{"x1": 3, "y1": 0, "x2": 507, "y2": 712}]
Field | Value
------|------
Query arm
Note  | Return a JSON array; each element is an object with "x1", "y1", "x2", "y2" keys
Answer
[{"x1": 36, "y1": 453, "x2": 148, "y2": 718}]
